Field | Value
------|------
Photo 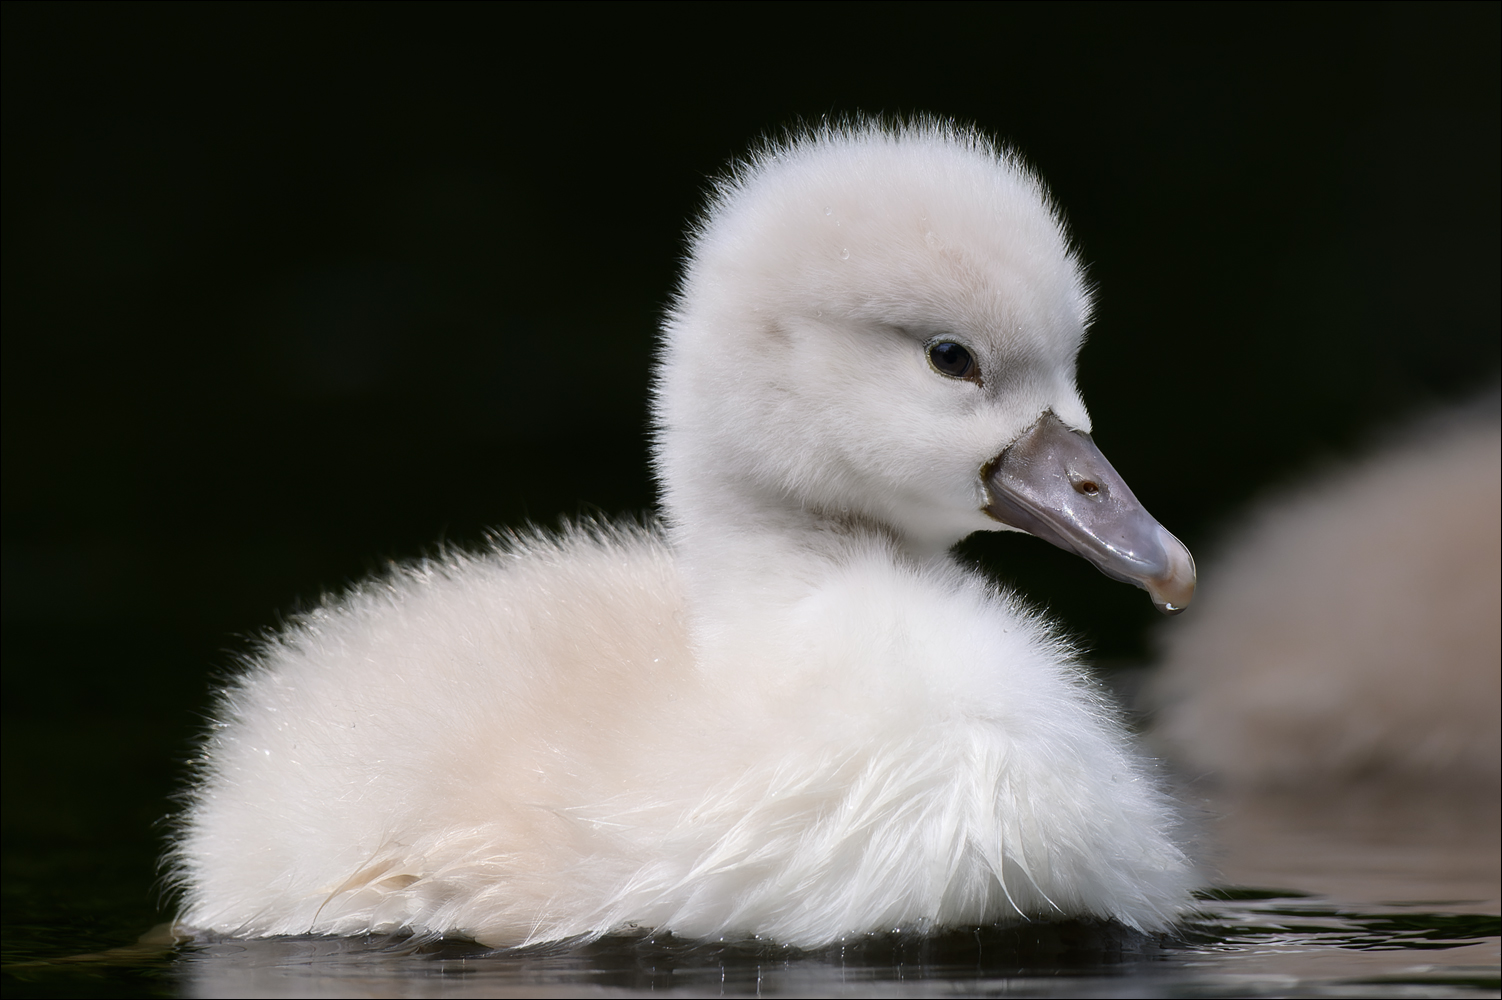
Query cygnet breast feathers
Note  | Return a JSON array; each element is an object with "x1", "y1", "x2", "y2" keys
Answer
[{"x1": 173, "y1": 119, "x2": 1198, "y2": 948}]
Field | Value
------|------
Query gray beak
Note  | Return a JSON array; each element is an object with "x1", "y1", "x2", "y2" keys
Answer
[{"x1": 982, "y1": 411, "x2": 1196, "y2": 615}]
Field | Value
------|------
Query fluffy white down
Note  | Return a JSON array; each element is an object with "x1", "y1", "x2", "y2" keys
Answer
[
  {"x1": 175, "y1": 121, "x2": 1193, "y2": 947},
  {"x1": 1147, "y1": 401, "x2": 1501, "y2": 787}
]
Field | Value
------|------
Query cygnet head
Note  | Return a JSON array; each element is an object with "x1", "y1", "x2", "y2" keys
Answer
[{"x1": 654, "y1": 120, "x2": 1194, "y2": 613}]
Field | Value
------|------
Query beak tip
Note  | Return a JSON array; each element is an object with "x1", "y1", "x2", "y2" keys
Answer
[{"x1": 1146, "y1": 526, "x2": 1196, "y2": 615}]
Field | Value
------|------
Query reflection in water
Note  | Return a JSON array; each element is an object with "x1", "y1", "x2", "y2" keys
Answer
[
  {"x1": 17, "y1": 891, "x2": 1490, "y2": 1000},
  {"x1": 178, "y1": 923, "x2": 1163, "y2": 998},
  {"x1": 165, "y1": 896, "x2": 1499, "y2": 999}
]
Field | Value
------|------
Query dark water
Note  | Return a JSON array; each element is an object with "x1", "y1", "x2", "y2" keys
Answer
[
  {"x1": 5, "y1": 789, "x2": 1498, "y2": 999},
  {"x1": 4, "y1": 894, "x2": 1498, "y2": 999}
]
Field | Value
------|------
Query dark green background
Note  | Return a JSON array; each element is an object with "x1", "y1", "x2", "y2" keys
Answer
[{"x1": 3, "y1": 0, "x2": 1498, "y2": 976}]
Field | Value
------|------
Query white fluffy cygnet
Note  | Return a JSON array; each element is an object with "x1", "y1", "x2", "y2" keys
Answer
[
  {"x1": 1148, "y1": 398, "x2": 1501, "y2": 788},
  {"x1": 174, "y1": 121, "x2": 1199, "y2": 948}
]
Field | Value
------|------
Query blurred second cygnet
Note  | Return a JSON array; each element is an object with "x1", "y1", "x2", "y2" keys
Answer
[{"x1": 1148, "y1": 399, "x2": 1500, "y2": 789}]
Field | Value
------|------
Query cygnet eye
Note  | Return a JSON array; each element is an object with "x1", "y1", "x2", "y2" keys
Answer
[{"x1": 927, "y1": 340, "x2": 978, "y2": 381}]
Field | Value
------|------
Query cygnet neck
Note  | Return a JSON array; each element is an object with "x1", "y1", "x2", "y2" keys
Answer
[{"x1": 663, "y1": 479, "x2": 961, "y2": 656}]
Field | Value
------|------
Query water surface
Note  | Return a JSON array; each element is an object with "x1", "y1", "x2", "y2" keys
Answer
[{"x1": 4, "y1": 787, "x2": 1497, "y2": 998}]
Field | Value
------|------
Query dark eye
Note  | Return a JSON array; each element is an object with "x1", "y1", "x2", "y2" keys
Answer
[{"x1": 927, "y1": 341, "x2": 977, "y2": 380}]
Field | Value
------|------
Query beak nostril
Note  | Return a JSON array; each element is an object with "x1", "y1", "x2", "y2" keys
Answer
[{"x1": 983, "y1": 412, "x2": 1194, "y2": 614}]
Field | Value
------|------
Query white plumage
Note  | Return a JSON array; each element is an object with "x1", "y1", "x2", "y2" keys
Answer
[{"x1": 174, "y1": 120, "x2": 1198, "y2": 947}]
